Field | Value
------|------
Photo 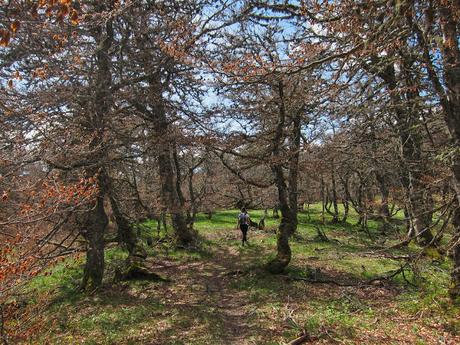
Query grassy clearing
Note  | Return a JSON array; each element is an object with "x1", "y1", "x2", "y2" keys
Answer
[{"x1": 15, "y1": 205, "x2": 460, "y2": 344}]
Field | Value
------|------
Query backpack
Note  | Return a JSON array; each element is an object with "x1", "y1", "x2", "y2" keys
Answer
[{"x1": 238, "y1": 213, "x2": 249, "y2": 225}]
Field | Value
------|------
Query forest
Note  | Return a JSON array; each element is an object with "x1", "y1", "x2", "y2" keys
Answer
[{"x1": 0, "y1": 0, "x2": 459, "y2": 344}]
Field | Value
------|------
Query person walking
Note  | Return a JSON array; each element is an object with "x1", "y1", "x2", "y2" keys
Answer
[{"x1": 237, "y1": 207, "x2": 250, "y2": 246}]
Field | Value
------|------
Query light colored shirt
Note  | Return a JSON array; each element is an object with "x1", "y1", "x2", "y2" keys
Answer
[{"x1": 238, "y1": 213, "x2": 249, "y2": 225}]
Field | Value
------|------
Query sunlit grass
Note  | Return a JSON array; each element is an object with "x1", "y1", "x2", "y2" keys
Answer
[{"x1": 19, "y1": 203, "x2": 460, "y2": 344}]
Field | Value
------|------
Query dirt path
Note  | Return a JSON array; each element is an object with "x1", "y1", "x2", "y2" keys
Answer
[
  {"x1": 35, "y1": 225, "x2": 460, "y2": 345},
  {"x1": 205, "y1": 246, "x2": 253, "y2": 344},
  {"x1": 149, "y1": 230, "x2": 261, "y2": 344}
]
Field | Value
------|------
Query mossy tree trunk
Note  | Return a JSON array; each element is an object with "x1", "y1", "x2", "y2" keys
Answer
[
  {"x1": 330, "y1": 158, "x2": 339, "y2": 223},
  {"x1": 81, "y1": 173, "x2": 109, "y2": 290},
  {"x1": 421, "y1": 3, "x2": 460, "y2": 299},
  {"x1": 267, "y1": 80, "x2": 301, "y2": 274},
  {"x1": 152, "y1": 84, "x2": 195, "y2": 246},
  {"x1": 131, "y1": 77, "x2": 196, "y2": 246},
  {"x1": 109, "y1": 195, "x2": 147, "y2": 260},
  {"x1": 80, "y1": 10, "x2": 113, "y2": 290},
  {"x1": 375, "y1": 59, "x2": 434, "y2": 246}
]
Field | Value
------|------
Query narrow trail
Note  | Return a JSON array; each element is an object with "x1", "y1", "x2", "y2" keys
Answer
[
  {"x1": 205, "y1": 246, "x2": 253, "y2": 344},
  {"x1": 36, "y1": 222, "x2": 460, "y2": 345},
  {"x1": 149, "y1": 230, "x2": 262, "y2": 344}
]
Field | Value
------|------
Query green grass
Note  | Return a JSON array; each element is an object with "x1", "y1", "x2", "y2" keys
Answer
[{"x1": 13, "y1": 204, "x2": 460, "y2": 344}]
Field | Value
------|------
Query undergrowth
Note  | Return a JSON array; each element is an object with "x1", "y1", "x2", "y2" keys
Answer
[{"x1": 10, "y1": 205, "x2": 460, "y2": 344}]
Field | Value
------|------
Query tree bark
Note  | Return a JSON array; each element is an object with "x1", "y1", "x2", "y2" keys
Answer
[
  {"x1": 432, "y1": 3, "x2": 460, "y2": 298},
  {"x1": 376, "y1": 60, "x2": 434, "y2": 245},
  {"x1": 80, "y1": 11, "x2": 113, "y2": 290},
  {"x1": 339, "y1": 175, "x2": 351, "y2": 223},
  {"x1": 187, "y1": 166, "x2": 196, "y2": 226},
  {"x1": 320, "y1": 175, "x2": 326, "y2": 224},
  {"x1": 375, "y1": 172, "x2": 390, "y2": 220},
  {"x1": 153, "y1": 99, "x2": 195, "y2": 245},
  {"x1": 109, "y1": 195, "x2": 146, "y2": 259},
  {"x1": 288, "y1": 108, "x2": 301, "y2": 222},
  {"x1": 266, "y1": 80, "x2": 299, "y2": 273},
  {"x1": 158, "y1": 144, "x2": 194, "y2": 245},
  {"x1": 330, "y1": 158, "x2": 339, "y2": 223},
  {"x1": 451, "y1": 208, "x2": 460, "y2": 299},
  {"x1": 81, "y1": 173, "x2": 109, "y2": 290}
]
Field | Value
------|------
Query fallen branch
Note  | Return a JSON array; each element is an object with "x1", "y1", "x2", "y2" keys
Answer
[
  {"x1": 284, "y1": 275, "x2": 359, "y2": 287},
  {"x1": 223, "y1": 269, "x2": 247, "y2": 276},
  {"x1": 366, "y1": 266, "x2": 415, "y2": 286},
  {"x1": 359, "y1": 252, "x2": 414, "y2": 260},
  {"x1": 287, "y1": 332, "x2": 310, "y2": 345},
  {"x1": 284, "y1": 264, "x2": 415, "y2": 287}
]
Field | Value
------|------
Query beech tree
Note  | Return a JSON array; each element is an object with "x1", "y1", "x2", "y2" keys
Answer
[
  {"x1": 207, "y1": 16, "x2": 328, "y2": 271},
  {"x1": 2, "y1": 2, "x2": 460, "y2": 327},
  {"x1": 245, "y1": 0, "x2": 460, "y2": 297}
]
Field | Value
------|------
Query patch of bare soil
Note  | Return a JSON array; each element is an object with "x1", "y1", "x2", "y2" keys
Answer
[{"x1": 147, "y1": 229, "x2": 260, "y2": 344}]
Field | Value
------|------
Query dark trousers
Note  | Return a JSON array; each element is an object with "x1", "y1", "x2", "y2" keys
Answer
[{"x1": 240, "y1": 224, "x2": 248, "y2": 244}]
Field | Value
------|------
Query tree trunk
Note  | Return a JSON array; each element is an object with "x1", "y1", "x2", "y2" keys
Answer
[
  {"x1": 266, "y1": 80, "x2": 299, "y2": 274},
  {"x1": 339, "y1": 176, "x2": 350, "y2": 223},
  {"x1": 81, "y1": 173, "x2": 109, "y2": 290},
  {"x1": 406, "y1": 170, "x2": 434, "y2": 245},
  {"x1": 109, "y1": 195, "x2": 146, "y2": 259},
  {"x1": 0, "y1": 304, "x2": 7, "y2": 345},
  {"x1": 273, "y1": 205, "x2": 280, "y2": 219},
  {"x1": 173, "y1": 144, "x2": 186, "y2": 208},
  {"x1": 330, "y1": 159, "x2": 339, "y2": 223},
  {"x1": 109, "y1": 194, "x2": 154, "y2": 281},
  {"x1": 320, "y1": 175, "x2": 326, "y2": 224},
  {"x1": 152, "y1": 85, "x2": 195, "y2": 246},
  {"x1": 403, "y1": 206, "x2": 414, "y2": 240},
  {"x1": 436, "y1": 4, "x2": 460, "y2": 298},
  {"x1": 375, "y1": 172, "x2": 390, "y2": 219},
  {"x1": 161, "y1": 213, "x2": 167, "y2": 233},
  {"x1": 450, "y1": 208, "x2": 460, "y2": 299},
  {"x1": 80, "y1": 12, "x2": 113, "y2": 290},
  {"x1": 158, "y1": 147, "x2": 194, "y2": 245},
  {"x1": 187, "y1": 167, "x2": 196, "y2": 226},
  {"x1": 342, "y1": 198, "x2": 349, "y2": 223},
  {"x1": 376, "y1": 60, "x2": 434, "y2": 245},
  {"x1": 288, "y1": 109, "x2": 301, "y2": 223},
  {"x1": 404, "y1": 5, "x2": 460, "y2": 294}
]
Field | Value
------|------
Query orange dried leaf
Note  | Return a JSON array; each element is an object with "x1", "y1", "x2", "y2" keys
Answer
[
  {"x1": 70, "y1": 9, "x2": 79, "y2": 25},
  {"x1": 60, "y1": 4, "x2": 69, "y2": 18},
  {"x1": 45, "y1": 6, "x2": 53, "y2": 17},
  {"x1": 0, "y1": 30, "x2": 11, "y2": 47},
  {"x1": 11, "y1": 20, "x2": 20, "y2": 34}
]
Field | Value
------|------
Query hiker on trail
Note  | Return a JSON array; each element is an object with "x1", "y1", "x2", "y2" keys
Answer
[{"x1": 237, "y1": 207, "x2": 250, "y2": 246}]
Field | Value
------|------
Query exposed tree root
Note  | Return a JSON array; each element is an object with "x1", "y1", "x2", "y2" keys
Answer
[
  {"x1": 287, "y1": 332, "x2": 310, "y2": 345},
  {"x1": 115, "y1": 256, "x2": 169, "y2": 282}
]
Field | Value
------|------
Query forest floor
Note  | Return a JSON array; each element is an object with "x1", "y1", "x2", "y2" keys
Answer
[{"x1": 16, "y1": 206, "x2": 460, "y2": 344}]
